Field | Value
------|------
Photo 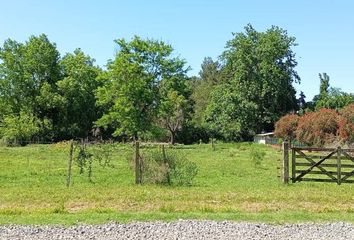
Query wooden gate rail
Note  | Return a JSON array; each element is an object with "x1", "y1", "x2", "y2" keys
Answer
[{"x1": 286, "y1": 145, "x2": 354, "y2": 185}]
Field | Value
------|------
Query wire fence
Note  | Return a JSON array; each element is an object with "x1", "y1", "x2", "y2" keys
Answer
[{"x1": 253, "y1": 136, "x2": 308, "y2": 148}]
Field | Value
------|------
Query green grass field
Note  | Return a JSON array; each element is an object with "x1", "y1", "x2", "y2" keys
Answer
[{"x1": 0, "y1": 142, "x2": 353, "y2": 225}]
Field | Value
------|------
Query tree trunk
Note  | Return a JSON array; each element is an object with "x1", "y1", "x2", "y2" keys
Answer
[
  {"x1": 133, "y1": 132, "x2": 139, "y2": 142},
  {"x1": 170, "y1": 131, "x2": 175, "y2": 145}
]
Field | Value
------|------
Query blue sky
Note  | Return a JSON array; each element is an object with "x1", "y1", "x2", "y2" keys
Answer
[{"x1": 1, "y1": 0, "x2": 353, "y2": 99}]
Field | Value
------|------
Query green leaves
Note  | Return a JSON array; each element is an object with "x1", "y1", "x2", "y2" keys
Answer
[
  {"x1": 96, "y1": 36, "x2": 190, "y2": 141},
  {"x1": 0, "y1": 111, "x2": 45, "y2": 145},
  {"x1": 56, "y1": 49, "x2": 101, "y2": 138},
  {"x1": 0, "y1": 35, "x2": 103, "y2": 142},
  {"x1": 205, "y1": 84, "x2": 258, "y2": 140},
  {"x1": 205, "y1": 24, "x2": 299, "y2": 139},
  {"x1": 315, "y1": 87, "x2": 354, "y2": 110}
]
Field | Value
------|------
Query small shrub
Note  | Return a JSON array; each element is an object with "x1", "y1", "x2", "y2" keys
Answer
[
  {"x1": 169, "y1": 156, "x2": 198, "y2": 186},
  {"x1": 141, "y1": 151, "x2": 169, "y2": 184},
  {"x1": 75, "y1": 144, "x2": 94, "y2": 181},
  {"x1": 250, "y1": 146, "x2": 266, "y2": 167},
  {"x1": 141, "y1": 148, "x2": 198, "y2": 186},
  {"x1": 92, "y1": 143, "x2": 115, "y2": 168}
]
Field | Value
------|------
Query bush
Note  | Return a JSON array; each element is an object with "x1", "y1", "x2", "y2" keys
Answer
[
  {"x1": 274, "y1": 114, "x2": 299, "y2": 140},
  {"x1": 141, "y1": 150, "x2": 169, "y2": 184},
  {"x1": 337, "y1": 117, "x2": 354, "y2": 144},
  {"x1": 250, "y1": 146, "x2": 266, "y2": 167},
  {"x1": 91, "y1": 143, "x2": 116, "y2": 168},
  {"x1": 340, "y1": 104, "x2": 354, "y2": 123},
  {"x1": 337, "y1": 104, "x2": 354, "y2": 144},
  {"x1": 175, "y1": 122, "x2": 211, "y2": 144},
  {"x1": 296, "y1": 109, "x2": 339, "y2": 146},
  {"x1": 0, "y1": 111, "x2": 46, "y2": 146},
  {"x1": 168, "y1": 154, "x2": 198, "y2": 186},
  {"x1": 141, "y1": 148, "x2": 198, "y2": 186}
]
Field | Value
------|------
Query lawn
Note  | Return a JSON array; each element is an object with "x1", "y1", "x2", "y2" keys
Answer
[{"x1": 0, "y1": 142, "x2": 353, "y2": 225}]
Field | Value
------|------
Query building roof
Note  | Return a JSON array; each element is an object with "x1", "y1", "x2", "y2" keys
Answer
[{"x1": 255, "y1": 132, "x2": 275, "y2": 137}]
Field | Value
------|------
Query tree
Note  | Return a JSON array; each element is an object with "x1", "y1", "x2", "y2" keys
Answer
[
  {"x1": 205, "y1": 84, "x2": 258, "y2": 140},
  {"x1": 319, "y1": 73, "x2": 330, "y2": 97},
  {"x1": 206, "y1": 24, "x2": 299, "y2": 139},
  {"x1": 315, "y1": 87, "x2": 354, "y2": 110},
  {"x1": 0, "y1": 39, "x2": 26, "y2": 115},
  {"x1": 297, "y1": 91, "x2": 307, "y2": 114},
  {"x1": 159, "y1": 90, "x2": 189, "y2": 144},
  {"x1": 22, "y1": 34, "x2": 61, "y2": 117},
  {"x1": 199, "y1": 57, "x2": 221, "y2": 85},
  {"x1": 0, "y1": 111, "x2": 46, "y2": 145},
  {"x1": 96, "y1": 36, "x2": 189, "y2": 141},
  {"x1": 0, "y1": 34, "x2": 61, "y2": 141},
  {"x1": 191, "y1": 57, "x2": 221, "y2": 125},
  {"x1": 158, "y1": 66, "x2": 192, "y2": 144},
  {"x1": 55, "y1": 49, "x2": 102, "y2": 139},
  {"x1": 312, "y1": 73, "x2": 354, "y2": 110}
]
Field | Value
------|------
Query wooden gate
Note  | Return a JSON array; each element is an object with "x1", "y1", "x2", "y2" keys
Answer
[{"x1": 291, "y1": 147, "x2": 354, "y2": 185}]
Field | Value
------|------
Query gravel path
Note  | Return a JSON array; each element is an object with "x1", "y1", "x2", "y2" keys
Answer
[{"x1": 1, "y1": 220, "x2": 354, "y2": 240}]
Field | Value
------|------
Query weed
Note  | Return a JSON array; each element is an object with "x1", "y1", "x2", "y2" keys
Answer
[{"x1": 250, "y1": 145, "x2": 266, "y2": 167}]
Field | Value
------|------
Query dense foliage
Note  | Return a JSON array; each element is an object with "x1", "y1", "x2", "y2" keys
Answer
[
  {"x1": 95, "y1": 36, "x2": 191, "y2": 143},
  {"x1": 275, "y1": 104, "x2": 354, "y2": 146},
  {"x1": 0, "y1": 35, "x2": 100, "y2": 143},
  {"x1": 0, "y1": 26, "x2": 352, "y2": 145},
  {"x1": 274, "y1": 114, "x2": 299, "y2": 141},
  {"x1": 204, "y1": 24, "x2": 299, "y2": 140},
  {"x1": 296, "y1": 109, "x2": 339, "y2": 146}
]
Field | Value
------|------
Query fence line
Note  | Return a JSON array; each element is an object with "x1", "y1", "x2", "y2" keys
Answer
[{"x1": 282, "y1": 142, "x2": 354, "y2": 185}]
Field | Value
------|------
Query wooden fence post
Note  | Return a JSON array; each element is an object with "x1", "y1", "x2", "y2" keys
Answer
[
  {"x1": 66, "y1": 140, "x2": 74, "y2": 187},
  {"x1": 135, "y1": 141, "x2": 142, "y2": 184},
  {"x1": 211, "y1": 138, "x2": 215, "y2": 151},
  {"x1": 162, "y1": 144, "x2": 170, "y2": 185},
  {"x1": 283, "y1": 141, "x2": 289, "y2": 184},
  {"x1": 291, "y1": 147, "x2": 296, "y2": 183},
  {"x1": 337, "y1": 147, "x2": 342, "y2": 185}
]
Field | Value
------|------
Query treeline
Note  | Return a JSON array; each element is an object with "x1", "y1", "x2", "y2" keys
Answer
[{"x1": 1, "y1": 24, "x2": 352, "y2": 145}]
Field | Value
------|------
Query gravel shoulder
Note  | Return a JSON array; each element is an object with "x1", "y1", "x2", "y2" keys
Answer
[{"x1": 1, "y1": 220, "x2": 354, "y2": 240}]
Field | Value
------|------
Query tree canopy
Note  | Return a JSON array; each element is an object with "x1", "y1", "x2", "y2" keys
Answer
[
  {"x1": 205, "y1": 24, "x2": 299, "y2": 140},
  {"x1": 95, "y1": 36, "x2": 191, "y2": 141},
  {"x1": 0, "y1": 27, "x2": 353, "y2": 145}
]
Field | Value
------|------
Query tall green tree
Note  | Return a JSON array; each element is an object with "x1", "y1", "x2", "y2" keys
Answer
[
  {"x1": 205, "y1": 84, "x2": 258, "y2": 140},
  {"x1": 297, "y1": 91, "x2": 307, "y2": 114},
  {"x1": 206, "y1": 24, "x2": 299, "y2": 139},
  {"x1": 0, "y1": 34, "x2": 61, "y2": 141},
  {"x1": 191, "y1": 57, "x2": 221, "y2": 125},
  {"x1": 159, "y1": 75, "x2": 192, "y2": 144},
  {"x1": 315, "y1": 87, "x2": 354, "y2": 110},
  {"x1": 312, "y1": 73, "x2": 354, "y2": 110},
  {"x1": 96, "y1": 36, "x2": 189, "y2": 141},
  {"x1": 55, "y1": 49, "x2": 102, "y2": 138},
  {"x1": 319, "y1": 73, "x2": 330, "y2": 97}
]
